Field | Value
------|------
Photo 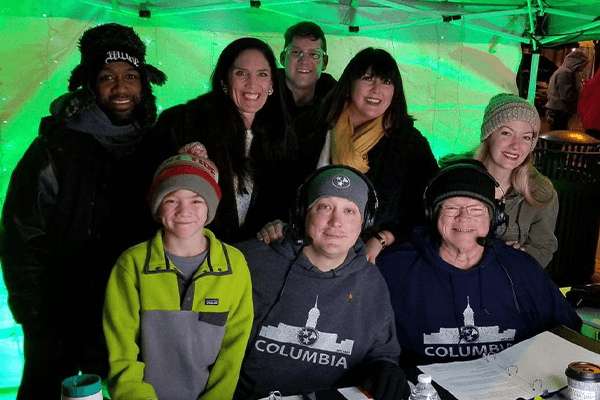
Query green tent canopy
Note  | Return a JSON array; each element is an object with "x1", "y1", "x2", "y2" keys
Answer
[{"x1": 0, "y1": 0, "x2": 598, "y2": 390}]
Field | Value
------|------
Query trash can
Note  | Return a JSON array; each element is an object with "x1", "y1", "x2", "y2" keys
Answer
[
  {"x1": 533, "y1": 131, "x2": 600, "y2": 286},
  {"x1": 538, "y1": 130, "x2": 600, "y2": 152}
]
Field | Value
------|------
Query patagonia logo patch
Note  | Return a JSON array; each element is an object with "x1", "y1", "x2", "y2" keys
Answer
[{"x1": 205, "y1": 298, "x2": 219, "y2": 306}]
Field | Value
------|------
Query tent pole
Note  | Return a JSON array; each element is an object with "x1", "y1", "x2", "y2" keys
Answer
[
  {"x1": 366, "y1": 0, "x2": 441, "y2": 18},
  {"x1": 526, "y1": 0, "x2": 536, "y2": 39},
  {"x1": 358, "y1": 18, "x2": 440, "y2": 32},
  {"x1": 543, "y1": 8, "x2": 597, "y2": 21},
  {"x1": 527, "y1": 52, "x2": 540, "y2": 104},
  {"x1": 540, "y1": 19, "x2": 600, "y2": 45},
  {"x1": 257, "y1": 7, "x2": 347, "y2": 32},
  {"x1": 93, "y1": 0, "x2": 323, "y2": 16},
  {"x1": 460, "y1": 9, "x2": 528, "y2": 20},
  {"x1": 525, "y1": 0, "x2": 539, "y2": 104},
  {"x1": 535, "y1": 0, "x2": 545, "y2": 14}
]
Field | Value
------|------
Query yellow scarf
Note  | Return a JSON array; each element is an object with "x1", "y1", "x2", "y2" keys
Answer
[{"x1": 331, "y1": 106, "x2": 385, "y2": 173}]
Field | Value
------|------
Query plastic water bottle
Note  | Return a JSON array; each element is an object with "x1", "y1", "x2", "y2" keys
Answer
[{"x1": 409, "y1": 374, "x2": 441, "y2": 400}]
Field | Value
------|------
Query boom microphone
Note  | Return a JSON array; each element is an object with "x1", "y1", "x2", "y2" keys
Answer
[
  {"x1": 294, "y1": 235, "x2": 313, "y2": 247},
  {"x1": 476, "y1": 237, "x2": 497, "y2": 247}
]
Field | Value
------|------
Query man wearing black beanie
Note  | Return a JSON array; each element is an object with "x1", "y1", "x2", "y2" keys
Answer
[
  {"x1": 378, "y1": 160, "x2": 581, "y2": 368},
  {"x1": 0, "y1": 23, "x2": 167, "y2": 399}
]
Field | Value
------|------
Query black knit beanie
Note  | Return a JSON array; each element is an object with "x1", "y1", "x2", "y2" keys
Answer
[
  {"x1": 63, "y1": 23, "x2": 167, "y2": 128},
  {"x1": 68, "y1": 23, "x2": 166, "y2": 92},
  {"x1": 426, "y1": 160, "x2": 497, "y2": 215}
]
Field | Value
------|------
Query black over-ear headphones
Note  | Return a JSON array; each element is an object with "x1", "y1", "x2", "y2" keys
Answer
[
  {"x1": 291, "y1": 165, "x2": 379, "y2": 234},
  {"x1": 423, "y1": 160, "x2": 506, "y2": 236}
]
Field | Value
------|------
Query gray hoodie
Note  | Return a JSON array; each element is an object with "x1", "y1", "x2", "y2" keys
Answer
[
  {"x1": 546, "y1": 50, "x2": 589, "y2": 113},
  {"x1": 234, "y1": 233, "x2": 400, "y2": 399}
]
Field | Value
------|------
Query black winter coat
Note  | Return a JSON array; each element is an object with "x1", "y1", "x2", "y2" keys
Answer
[
  {"x1": 0, "y1": 116, "x2": 158, "y2": 331},
  {"x1": 151, "y1": 92, "x2": 298, "y2": 244},
  {"x1": 298, "y1": 118, "x2": 439, "y2": 243},
  {"x1": 276, "y1": 68, "x2": 337, "y2": 120}
]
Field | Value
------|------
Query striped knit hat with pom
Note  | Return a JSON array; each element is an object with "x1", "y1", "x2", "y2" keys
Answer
[
  {"x1": 149, "y1": 143, "x2": 221, "y2": 224},
  {"x1": 481, "y1": 93, "x2": 541, "y2": 147}
]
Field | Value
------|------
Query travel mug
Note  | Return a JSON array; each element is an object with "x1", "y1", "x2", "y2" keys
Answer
[{"x1": 61, "y1": 374, "x2": 103, "y2": 400}]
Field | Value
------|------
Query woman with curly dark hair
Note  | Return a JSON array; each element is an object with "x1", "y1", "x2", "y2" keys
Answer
[{"x1": 152, "y1": 37, "x2": 296, "y2": 243}]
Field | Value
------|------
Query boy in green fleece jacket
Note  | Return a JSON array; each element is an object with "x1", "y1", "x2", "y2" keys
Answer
[{"x1": 103, "y1": 142, "x2": 253, "y2": 400}]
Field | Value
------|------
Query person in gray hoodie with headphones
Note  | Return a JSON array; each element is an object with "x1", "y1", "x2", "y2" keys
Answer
[{"x1": 234, "y1": 165, "x2": 407, "y2": 400}]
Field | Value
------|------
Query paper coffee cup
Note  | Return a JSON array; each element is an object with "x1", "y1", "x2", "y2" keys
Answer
[
  {"x1": 566, "y1": 362, "x2": 600, "y2": 400},
  {"x1": 61, "y1": 374, "x2": 103, "y2": 400}
]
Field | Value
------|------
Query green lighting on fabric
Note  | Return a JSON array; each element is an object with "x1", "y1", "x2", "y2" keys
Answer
[{"x1": 0, "y1": 3, "x2": 533, "y2": 390}]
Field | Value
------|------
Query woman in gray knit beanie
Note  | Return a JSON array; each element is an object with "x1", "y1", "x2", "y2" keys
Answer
[{"x1": 476, "y1": 93, "x2": 558, "y2": 268}]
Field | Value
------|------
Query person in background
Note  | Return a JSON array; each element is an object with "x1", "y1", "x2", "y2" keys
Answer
[
  {"x1": 152, "y1": 37, "x2": 296, "y2": 244},
  {"x1": 0, "y1": 23, "x2": 166, "y2": 398},
  {"x1": 545, "y1": 49, "x2": 589, "y2": 131},
  {"x1": 103, "y1": 143, "x2": 253, "y2": 400},
  {"x1": 278, "y1": 21, "x2": 337, "y2": 118},
  {"x1": 377, "y1": 160, "x2": 581, "y2": 368},
  {"x1": 235, "y1": 166, "x2": 407, "y2": 400},
  {"x1": 578, "y1": 68, "x2": 600, "y2": 139},
  {"x1": 476, "y1": 93, "x2": 558, "y2": 268}
]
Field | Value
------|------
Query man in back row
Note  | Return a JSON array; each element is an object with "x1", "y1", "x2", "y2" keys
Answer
[
  {"x1": 279, "y1": 21, "x2": 337, "y2": 118},
  {"x1": 0, "y1": 23, "x2": 166, "y2": 398}
]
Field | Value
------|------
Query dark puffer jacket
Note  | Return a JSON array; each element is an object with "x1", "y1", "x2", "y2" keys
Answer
[{"x1": 0, "y1": 111, "x2": 158, "y2": 334}]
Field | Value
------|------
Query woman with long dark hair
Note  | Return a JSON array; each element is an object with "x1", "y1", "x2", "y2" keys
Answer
[
  {"x1": 152, "y1": 37, "x2": 296, "y2": 243},
  {"x1": 296, "y1": 47, "x2": 439, "y2": 262}
]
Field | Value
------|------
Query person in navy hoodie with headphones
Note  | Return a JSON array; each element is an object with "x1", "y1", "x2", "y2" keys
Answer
[
  {"x1": 377, "y1": 160, "x2": 581, "y2": 368},
  {"x1": 234, "y1": 165, "x2": 407, "y2": 400}
]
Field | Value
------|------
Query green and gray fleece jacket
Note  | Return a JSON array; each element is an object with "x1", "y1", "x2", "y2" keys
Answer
[{"x1": 103, "y1": 229, "x2": 253, "y2": 400}]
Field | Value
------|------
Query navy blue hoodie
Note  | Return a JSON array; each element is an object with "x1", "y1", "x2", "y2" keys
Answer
[{"x1": 378, "y1": 226, "x2": 581, "y2": 368}]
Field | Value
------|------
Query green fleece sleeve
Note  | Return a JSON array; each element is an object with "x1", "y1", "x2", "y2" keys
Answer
[
  {"x1": 200, "y1": 248, "x2": 254, "y2": 400},
  {"x1": 103, "y1": 252, "x2": 158, "y2": 400}
]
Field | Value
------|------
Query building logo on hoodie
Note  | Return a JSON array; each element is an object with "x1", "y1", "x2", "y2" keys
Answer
[
  {"x1": 422, "y1": 296, "x2": 516, "y2": 359},
  {"x1": 255, "y1": 295, "x2": 353, "y2": 369}
]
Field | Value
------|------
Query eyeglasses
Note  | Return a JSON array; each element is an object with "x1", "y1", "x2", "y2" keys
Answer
[
  {"x1": 440, "y1": 205, "x2": 488, "y2": 217},
  {"x1": 284, "y1": 46, "x2": 326, "y2": 62}
]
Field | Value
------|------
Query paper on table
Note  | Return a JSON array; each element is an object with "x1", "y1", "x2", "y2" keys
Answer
[
  {"x1": 337, "y1": 387, "x2": 371, "y2": 399},
  {"x1": 419, "y1": 331, "x2": 600, "y2": 400}
]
